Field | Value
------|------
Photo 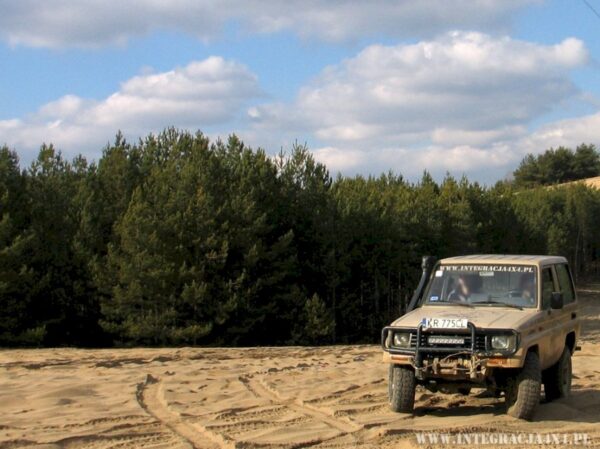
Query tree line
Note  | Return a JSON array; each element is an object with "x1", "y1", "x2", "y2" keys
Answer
[
  {"x1": 1, "y1": 129, "x2": 599, "y2": 347},
  {"x1": 513, "y1": 143, "x2": 600, "y2": 187}
]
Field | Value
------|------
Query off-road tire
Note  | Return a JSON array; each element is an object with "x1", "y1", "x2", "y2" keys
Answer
[
  {"x1": 543, "y1": 347, "x2": 572, "y2": 401},
  {"x1": 389, "y1": 364, "x2": 416, "y2": 413},
  {"x1": 505, "y1": 351, "x2": 541, "y2": 420}
]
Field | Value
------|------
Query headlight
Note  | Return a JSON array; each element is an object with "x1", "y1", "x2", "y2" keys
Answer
[
  {"x1": 491, "y1": 335, "x2": 517, "y2": 351},
  {"x1": 393, "y1": 332, "x2": 411, "y2": 348}
]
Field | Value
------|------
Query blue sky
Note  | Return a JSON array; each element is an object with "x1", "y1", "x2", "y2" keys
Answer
[{"x1": 1, "y1": 0, "x2": 600, "y2": 183}]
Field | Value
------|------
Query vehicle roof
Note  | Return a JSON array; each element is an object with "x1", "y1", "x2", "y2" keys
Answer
[{"x1": 439, "y1": 254, "x2": 567, "y2": 265}]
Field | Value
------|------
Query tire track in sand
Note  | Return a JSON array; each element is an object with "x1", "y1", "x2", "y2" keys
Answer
[
  {"x1": 239, "y1": 374, "x2": 362, "y2": 434},
  {"x1": 136, "y1": 374, "x2": 236, "y2": 449}
]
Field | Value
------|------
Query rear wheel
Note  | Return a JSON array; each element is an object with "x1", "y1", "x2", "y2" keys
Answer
[
  {"x1": 388, "y1": 364, "x2": 416, "y2": 413},
  {"x1": 457, "y1": 387, "x2": 471, "y2": 396},
  {"x1": 543, "y1": 347, "x2": 572, "y2": 401},
  {"x1": 505, "y1": 351, "x2": 541, "y2": 420}
]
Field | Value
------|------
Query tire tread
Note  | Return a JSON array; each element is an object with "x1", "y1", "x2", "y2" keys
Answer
[
  {"x1": 543, "y1": 347, "x2": 572, "y2": 401},
  {"x1": 506, "y1": 351, "x2": 541, "y2": 420},
  {"x1": 389, "y1": 364, "x2": 416, "y2": 413}
]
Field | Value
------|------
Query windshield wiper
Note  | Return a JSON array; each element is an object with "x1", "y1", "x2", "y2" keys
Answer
[
  {"x1": 442, "y1": 301, "x2": 473, "y2": 308},
  {"x1": 471, "y1": 300, "x2": 523, "y2": 310}
]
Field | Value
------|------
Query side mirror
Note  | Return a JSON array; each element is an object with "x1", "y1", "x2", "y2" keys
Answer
[{"x1": 551, "y1": 292, "x2": 564, "y2": 309}]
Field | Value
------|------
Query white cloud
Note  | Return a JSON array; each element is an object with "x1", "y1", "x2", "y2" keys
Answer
[
  {"x1": 520, "y1": 111, "x2": 600, "y2": 153},
  {"x1": 430, "y1": 126, "x2": 527, "y2": 147},
  {"x1": 0, "y1": 0, "x2": 539, "y2": 48},
  {"x1": 312, "y1": 143, "x2": 518, "y2": 180},
  {"x1": 248, "y1": 32, "x2": 589, "y2": 182},
  {"x1": 0, "y1": 57, "x2": 259, "y2": 160},
  {"x1": 312, "y1": 108, "x2": 600, "y2": 182},
  {"x1": 1, "y1": 30, "x2": 595, "y2": 183},
  {"x1": 312, "y1": 146, "x2": 369, "y2": 171}
]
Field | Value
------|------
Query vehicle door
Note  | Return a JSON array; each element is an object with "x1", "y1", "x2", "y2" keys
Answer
[
  {"x1": 538, "y1": 265, "x2": 561, "y2": 368},
  {"x1": 553, "y1": 263, "x2": 578, "y2": 350}
]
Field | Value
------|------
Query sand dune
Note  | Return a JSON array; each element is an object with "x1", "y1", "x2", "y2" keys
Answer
[{"x1": 1, "y1": 287, "x2": 600, "y2": 448}]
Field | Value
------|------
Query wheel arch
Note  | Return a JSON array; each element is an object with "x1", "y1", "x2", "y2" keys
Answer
[
  {"x1": 565, "y1": 332, "x2": 576, "y2": 354},
  {"x1": 525, "y1": 344, "x2": 539, "y2": 356}
]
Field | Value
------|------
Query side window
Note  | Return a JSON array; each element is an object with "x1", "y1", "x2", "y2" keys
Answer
[
  {"x1": 541, "y1": 268, "x2": 555, "y2": 310},
  {"x1": 555, "y1": 263, "x2": 575, "y2": 304}
]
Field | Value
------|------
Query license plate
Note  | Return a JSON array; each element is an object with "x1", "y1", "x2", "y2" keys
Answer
[{"x1": 421, "y1": 318, "x2": 468, "y2": 329}]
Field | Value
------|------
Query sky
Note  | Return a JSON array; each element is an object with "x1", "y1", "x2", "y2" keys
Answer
[{"x1": 1, "y1": 0, "x2": 600, "y2": 183}]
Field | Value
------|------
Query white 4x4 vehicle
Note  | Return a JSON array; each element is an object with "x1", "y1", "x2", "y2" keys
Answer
[{"x1": 382, "y1": 255, "x2": 580, "y2": 420}]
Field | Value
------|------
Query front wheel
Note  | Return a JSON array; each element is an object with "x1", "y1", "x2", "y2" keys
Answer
[
  {"x1": 543, "y1": 347, "x2": 572, "y2": 401},
  {"x1": 505, "y1": 351, "x2": 541, "y2": 420},
  {"x1": 388, "y1": 364, "x2": 416, "y2": 413}
]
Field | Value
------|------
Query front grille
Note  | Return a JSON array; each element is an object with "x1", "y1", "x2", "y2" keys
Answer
[
  {"x1": 475, "y1": 334, "x2": 487, "y2": 351},
  {"x1": 418, "y1": 331, "x2": 472, "y2": 350}
]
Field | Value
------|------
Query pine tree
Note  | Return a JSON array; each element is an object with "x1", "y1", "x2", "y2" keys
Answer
[
  {"x1": 0, "y1": 147, "x2": 39, "y2": 344},
  {"x1": 303, "y1": 294, "x2": 334, "y2": 344}
]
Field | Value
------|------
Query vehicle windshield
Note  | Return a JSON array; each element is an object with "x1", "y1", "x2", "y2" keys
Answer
[{"x1": 423, "y1": 264, "x2": 537, "y2": 308}]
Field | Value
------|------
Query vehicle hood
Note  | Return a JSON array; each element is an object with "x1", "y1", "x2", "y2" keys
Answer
[{"x1": 390, "y1": 305, "x2": 534, "y2": 330}]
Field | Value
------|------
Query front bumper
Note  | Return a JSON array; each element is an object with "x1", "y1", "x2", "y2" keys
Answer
[{"x1": 381, "y1": 323, "x2": 522, "y2": 381}]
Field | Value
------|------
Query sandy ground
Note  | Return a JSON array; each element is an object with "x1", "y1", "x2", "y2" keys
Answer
[{"x1": 1, "y1": 285, "x2": 600, "y2": 449}]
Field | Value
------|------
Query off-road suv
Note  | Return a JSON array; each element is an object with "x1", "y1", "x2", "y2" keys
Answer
[{"x1": 382, "y1": 255, "x2": 580, "y2": 420}]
